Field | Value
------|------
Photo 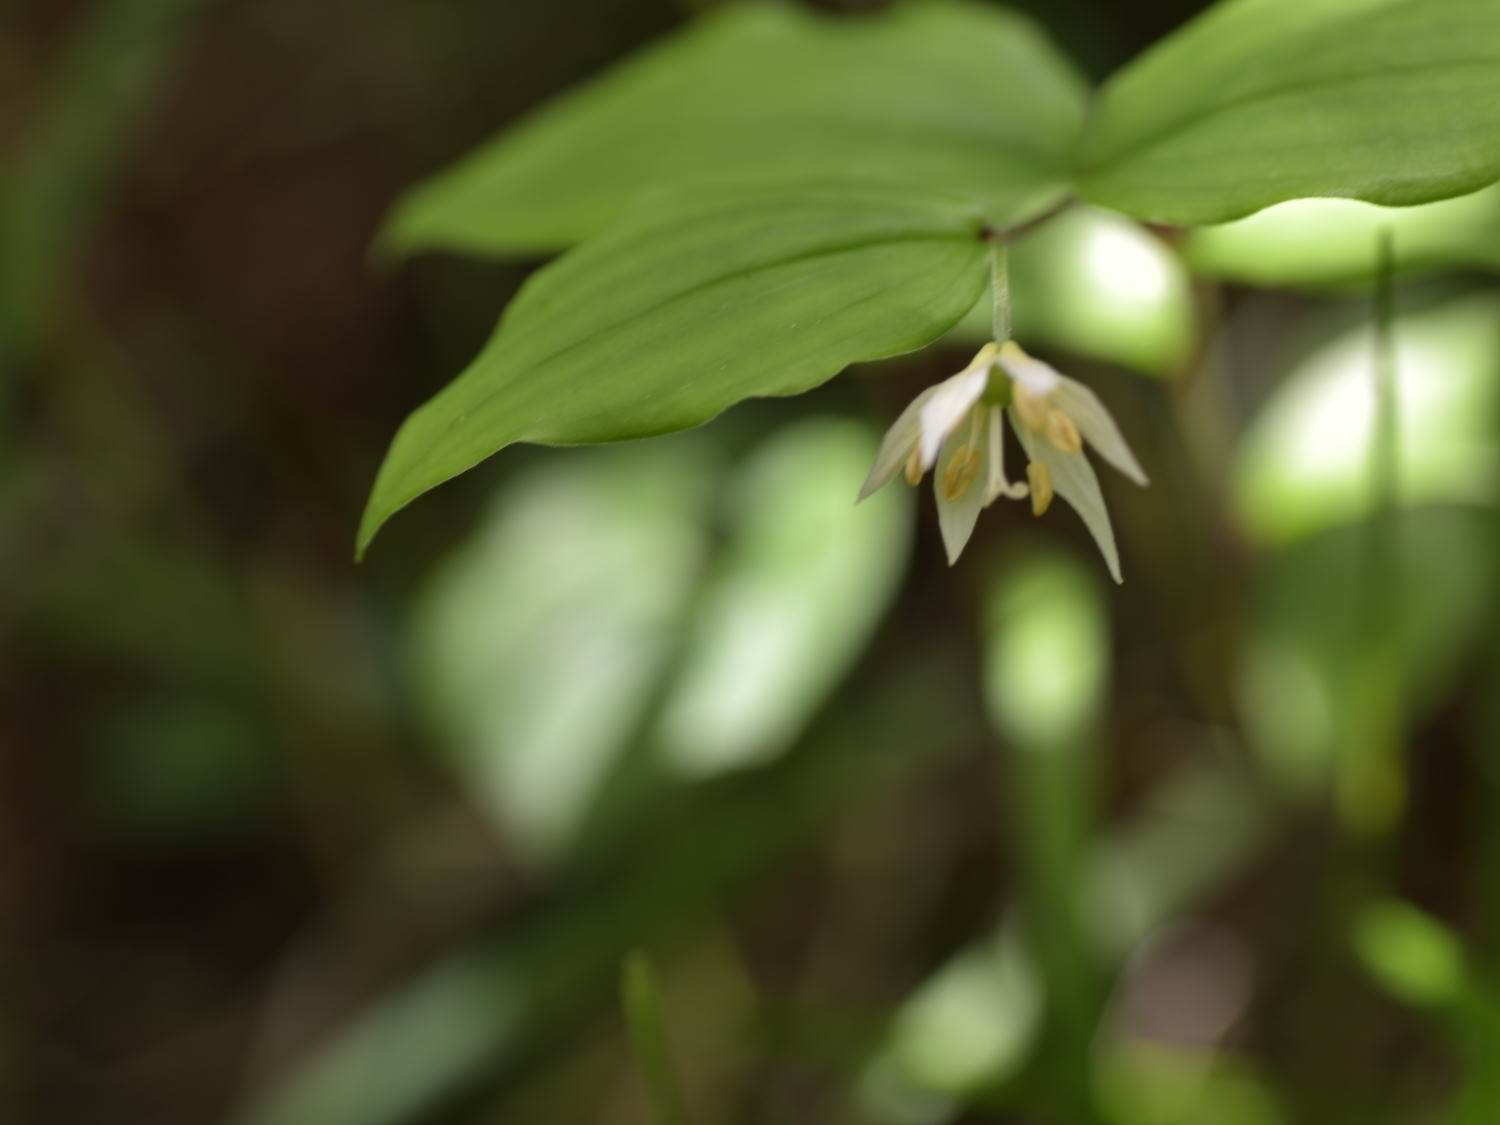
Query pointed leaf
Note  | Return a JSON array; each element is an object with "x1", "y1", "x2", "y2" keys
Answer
[
  {"x1": 359, "y1": 184, "x2": 991, "y2": 555},
  {"x1": 383, "y1": 1, "x2": 1086, "y2": 257},
  {"x1": 1078, "y1": 0, "x2": 1500, "y2": 225}
]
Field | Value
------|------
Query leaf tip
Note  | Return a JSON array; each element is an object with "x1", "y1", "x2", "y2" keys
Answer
[{"x1": 353, "y1": 508, "x2": 384, "y2": 563}]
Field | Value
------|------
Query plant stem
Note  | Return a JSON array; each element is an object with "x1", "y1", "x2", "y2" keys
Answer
[
  {"x1": 1337, "y1": 226, "x2": 1404, "y2": 836},
  {"x1": 1451, "y1": 252, "x2": 1500, "y2": 1125},
  {"x1": 992, "y1": 243, "x2": 1012, "y2": 342},
  {"x1": 622, "y1": 951, "x2": 693, "y2": 1125}
]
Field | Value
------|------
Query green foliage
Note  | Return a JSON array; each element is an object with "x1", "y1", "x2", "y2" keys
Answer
[
  {"x1": 1095, "y1": 1044, "x2": 1283, "y2": 1125},
  {"x1": 622, "y1": 953, "x2": 693, "y2": 1125},
  {"x1": 1354, "y1": 899, "x2": 1466, "y2": 1009},
  {"x1": 363, "y1": 0, "x2": 1500, "y2": 549},
  {"x1": 1233, "y1": 295, "x2": 1500, "y2": 545},
  {"x1": 983, "y1": 548, "x2": 1109, "y2": 1116},
  {"x1": 1237, "y1": 509, "x2": 1492, "y2": 795},
  {"x1": 22, "y1": 0, "x2": 1500, "y2": 1122},
  {"x1": 381, "y1": 0, "x2": 1086, "y2": 257},
  {"x1": 1078, "y1": 0, "x2": 1500, "y2": 224},
  {"x1": 409, "y1": 441, "x2": 714, "y2": 859},
  {"x1": 946, "y1": 206, "x2": 1196, "y2": 375},
  {"x1": 653, "y1": 418, "x2": 912, "y2": 776},
  {"x1": 408, "y1": 420, "x2": 911, "y2": 857},
  {"x1": 1185, "y1": 185, "x2": 1500, "y2": 288},
  {"x1": 983, "y1": 545, "x2": 1108, "y2": 751},
  {"x1": 358, "y1": 184, "x2": 987, "y2": 553},
  {"x1": 1009, "y1": 207, "x2": 1193, "y2": 376},
  {"x1": 0, "y1": 0, "x2": 208, "y2": 359}
]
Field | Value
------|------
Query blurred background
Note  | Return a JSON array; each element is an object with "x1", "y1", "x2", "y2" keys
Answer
[{"x1": 3, "y1": 1, "x2": 1499, "y2": 1123}]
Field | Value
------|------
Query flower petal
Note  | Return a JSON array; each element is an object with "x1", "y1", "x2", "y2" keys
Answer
[
  {"x1": 859, "y1": 384, "x2": 939, "y2": 500},
  {"x1": 1010, "y1": 409, "x2": 1124, "y2": 583},
  {"x1": 996, "y1": 341, "x2": 1062, "y2": 398},
  {"x1": 918, "y1": 363, "x2": 989, "y2": 469},
  {"x1": 1054, "y1": 377, "x2": 1148, "y2": 486},
  {"x1": 934, "y1": 426, "x2": 988, "y2": 565}
]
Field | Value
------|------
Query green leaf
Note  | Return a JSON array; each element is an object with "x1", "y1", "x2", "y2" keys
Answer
[
  {"x1": 1233, "y1": 294, "x2": 1500, "y2": 545},
  {"x1": 983, "y1": 545, "x2": 1108, "y2": 750},
  {"x1": 0, "y1": 0, "x2": 210, "y2": 361},
  {"x1": 1184, "y1": 184, "x2": 1500, "y2": 288},
  {"x1": 653, "y1": 418, "x2": 912, "y2": 776},
  {"x1": 1237, "y1": 509, "x2": 1492, "y2": 795},
  {"x1": 409, "y1": 441, "x2": 715, "y2": 861},
  {"x1": 1354, "y1": 898, "x2": 1466, "y2": 1009},
  {"x1": 358, "y1": 184, "x2": 990, "y2": 556},
  {"x1": 621, "y1": 952, "x2": 692, "y2": 1125},
  {"x1": 1077, "y1": 0, "x2": 1500, "y2": 225},
  {"x1": 382, "y1": 0, "x2": 1086, "y2": 257},
  {"x1": 1096, "y1": 1043, "x2": 1283, "y2": 1125}
]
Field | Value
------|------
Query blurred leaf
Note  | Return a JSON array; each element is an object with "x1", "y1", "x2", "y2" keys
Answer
[
  {"x1": 1184, "y1": 185, "x2": 1500, "y2": 288},
  {"x1": 1237, "y1": 508, "x2": 1491, "y2": 792},
  {"x1": 1353, "y1": 899, "x2": 1466, "y2": 1009},
  {"x1": 0, "y1": 0, "x2": 208, "y2": 359},
  {"x1": 1077, "y1": 0, "x2": 1500, "y2": 225},
  {"x1": 983, "y1": 545, "x2": 1108, "y2": 751},
  {"x1": 381, "y1": 1, "x2": 1085, "y2": 257},
  {"x1": 983, "y1": 546, "x2": 1110, "y2": 1116},
  {"x1": 863, "y1": 751, "x2": 1274, "y2": 1118},
  {"x1": 1095, "y1": 1043, "x2": 1283, "y2": 1125},
  {"x1": 239, "y1": 648, "x2": 980, "y2": 1125},
  {"x1": 410, "y1": 440, "x2": 714, "y2": 860},
  {"x1": 1234, "y1": 295, "x2": 1500, "y2": 546},
  {"x1": 239, "y1": 954, "x2": 525, "y2": 1125},
  {"x1": 79, "y1": 696, "x2": 275, "y2": 843},
  {"x1": 656, "y1": 418, "x2": 911, "y2": 776},
  {"x1": 621, "y1": 952, "x2": 692, "y2": 1125},
  {"x1": 1087, "y1": 754, "x2": 1272, "y2": 953},
  {"x1": 949, "y1": 208, "x2": 1196, "y2": 376},
  {"x1": 875, "y1": 927, "x2": 1042, "y2": 1098},
  {"x1": 1012, "y1": 208, "x2": 1194, "y2": 376},
  {"x1": 360, "y1": 183, "x2": 989, "y2": 555}
]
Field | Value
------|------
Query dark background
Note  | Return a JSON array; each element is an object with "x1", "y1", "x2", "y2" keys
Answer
[{"x1": 4, "y1": 2, "x2": 1495, "y2": 1124}]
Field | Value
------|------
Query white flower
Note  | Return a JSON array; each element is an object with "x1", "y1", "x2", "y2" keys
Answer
[
  {"x1": 859, "y1": 343, "x2": 1028, "y2": 565},
  {"x1": 860, "y1": 340, "x2": 1148, "y2": 580}
]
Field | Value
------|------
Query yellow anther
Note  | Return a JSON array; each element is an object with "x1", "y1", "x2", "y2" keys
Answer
[
  {"x1": 903, "y1": 444, "x2": 925, "y2": 486},
  {"x1": 1012, "y1": 383, "x2": 1050, "y2": 432},
  {"x1": 942, "y1": 444, "x2": 981, "y2": 502},
  {"x1": 1044, "y1": 408, "x2": 1082, "y2": 454},
  {"x1": 1027, "y1": 461, "x2": 1054, "y2": 516}
]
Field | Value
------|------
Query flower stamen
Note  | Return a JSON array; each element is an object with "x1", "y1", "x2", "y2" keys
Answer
[
  {"x1": 903, "y1": 444, "x2": 925, "y2": 486},
  {"x1": 1044, "y1": 408, "x2": 1082, "y2": 454},
  {"x1": 1012, "y1": 383, "x2": 1050, "y2": 432},
  {"x1": 942, "y1": 444, "x2": 981, "y2": 501},
  {"x1": 1027, "y1": 461, "x2": 1054, "y2": 516}
]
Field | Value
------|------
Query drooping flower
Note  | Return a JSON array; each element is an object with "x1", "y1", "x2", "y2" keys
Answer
[
  {"x1": 859, "y1": 342, "x2": 1028, "y2": 565},
  {"x1": 860, "y1": 340, "x2": 1148, "y2": 580}
]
